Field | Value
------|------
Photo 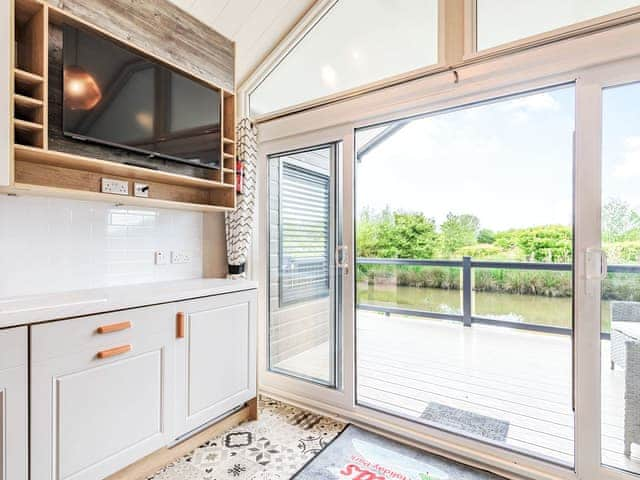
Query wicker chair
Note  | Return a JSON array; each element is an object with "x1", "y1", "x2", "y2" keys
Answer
[
  {"x1": 624, "y1": 340, "x2": 640, "y2": 455},
  {"x1": 610, "y1": 301, "x2": 640, "y2": 455},
  {"x1": 610, "y1": 301, "x2": 640, "y2": 370}
]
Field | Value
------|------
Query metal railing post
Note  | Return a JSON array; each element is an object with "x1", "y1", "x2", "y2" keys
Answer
[{"x1": 463, "y1": 256, "x2": 472, "y2": 327}]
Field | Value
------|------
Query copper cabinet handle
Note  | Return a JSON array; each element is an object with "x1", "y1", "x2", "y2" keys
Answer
[
  {"x1": 97, "y1": 321, "x2": 131, "y2": 334},
  {"x1": 97, "y1": 344, "x2": 131, "y2": 359},
  {"x1": 176, "y1": 312, "x2": 185, "y2": 338}
]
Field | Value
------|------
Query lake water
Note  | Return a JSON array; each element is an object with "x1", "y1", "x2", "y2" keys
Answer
[{"x1": 357, "y1": 284, "x2": 611, "y2": 331}]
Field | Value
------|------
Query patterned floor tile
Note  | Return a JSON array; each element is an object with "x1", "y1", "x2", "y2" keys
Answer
[{"x1": 149, "y1": 397, "x2": 345, "y2": 480}]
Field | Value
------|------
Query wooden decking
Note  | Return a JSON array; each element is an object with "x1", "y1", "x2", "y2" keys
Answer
[{"x1": 274, "y1": 310, "x2": 639, "y2": 473}]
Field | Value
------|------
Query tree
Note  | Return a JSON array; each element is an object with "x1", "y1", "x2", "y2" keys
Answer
[
  {"x1": 494, "y1": 225, "x2": 572, "y2": 262},
  {"x1": 356, "y1": 209, "x2": 437, "y2": 259},
  {"x1": 603, "y1": 199, "x2": 640, "y2": 242},
  {"x1": 439, "y1": 213, "x2": 480, "y2": 256},
  {"x1": 390, "y1": 212, "x2": 438, "y2": 259},
  {"x1": 477, "y1": 228, "x2": 496, "y2": 244}
]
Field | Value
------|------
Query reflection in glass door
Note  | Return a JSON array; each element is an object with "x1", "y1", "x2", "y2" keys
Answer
[
  {"x1": 267, "y1": 144, "x2": 342, "y2": 387},
  {"x1": 601, "y1": 81, "x2": 640, "y2": 474},
  {"x1": 354, "y1": 86, "x2": 576, "y2": 465}
]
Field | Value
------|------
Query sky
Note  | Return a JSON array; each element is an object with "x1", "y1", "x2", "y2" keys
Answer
[{"x1": 355, "y1": 83, "x2": 640, "y2": 233}]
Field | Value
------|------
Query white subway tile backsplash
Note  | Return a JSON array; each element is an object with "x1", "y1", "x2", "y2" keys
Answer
[{"x1": 0, "y1": 195, "x2": 203, "y2": 298}]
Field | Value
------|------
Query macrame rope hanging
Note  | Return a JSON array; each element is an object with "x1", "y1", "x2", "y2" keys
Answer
[{"x1": 225, "y1": 118, "x2": 257, "y2": 278}]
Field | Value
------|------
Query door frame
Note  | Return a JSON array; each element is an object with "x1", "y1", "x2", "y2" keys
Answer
[
  {"x1": 574, "y1": 56, "x2": 640, "y2": 480},
  {"x1": 256, "y1": 56, "x2": 640, "y2": 480},
  {"x1": 261, "y1": 136, "x2": 349, "y2": 394}
]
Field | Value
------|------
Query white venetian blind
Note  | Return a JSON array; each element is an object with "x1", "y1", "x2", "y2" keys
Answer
[{"x1": 279, "y1": 162, "x2": 330, "y2": 305}]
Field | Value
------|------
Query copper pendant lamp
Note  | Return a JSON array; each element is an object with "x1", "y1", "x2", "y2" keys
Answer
[{"x1": 64, "y1": 29, "x2": 102, "y2": 110}]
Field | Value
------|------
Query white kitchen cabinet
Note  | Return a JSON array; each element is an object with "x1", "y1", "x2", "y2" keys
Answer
[
  {"x1": 30, "y1": 304, "x2": 175, "y2": 480},
  {"x1": 0, "y1": 327, "x2": 28, "y2": 480},
  {"x1": 174, "y1": 289, "x2": 257, "y2": 439}
]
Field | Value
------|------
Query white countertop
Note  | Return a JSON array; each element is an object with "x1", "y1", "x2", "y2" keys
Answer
[{"x1": 0, "y1": 278, "x2": 257, "y2": 329}]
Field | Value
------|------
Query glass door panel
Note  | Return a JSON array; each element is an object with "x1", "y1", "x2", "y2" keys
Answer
[
  {"x1": 267, "y1": 144, "x2": 341, "y2": 387},
  {"x1": 354, "y1": 86, "x2": 576, "y2": 465},
  {"x1": 601, "y1": 81, "x2": 640, "y2": 474}
]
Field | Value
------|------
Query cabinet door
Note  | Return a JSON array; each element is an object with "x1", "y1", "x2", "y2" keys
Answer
[
  {"x1": 175, "y1": 290, "x2": 257, "y2": 438},
  {"x1": 31, "y1": 305, "x2": 175, "y2": 480},
  {"x1": 0, "y1": 327, "x2": 28, "y2": 480}
]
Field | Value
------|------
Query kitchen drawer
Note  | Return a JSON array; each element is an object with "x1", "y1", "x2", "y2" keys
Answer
[
  {"x1": 31, "y1": 303, "x2": 175, "y2": 363},
  {"x1": 31, "y1": 305, "x2": 175, "y2": 480}
]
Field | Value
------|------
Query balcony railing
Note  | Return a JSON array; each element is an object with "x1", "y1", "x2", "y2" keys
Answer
[{"x1": 357, "y1": 256, "x2": 640, "y2": 337}]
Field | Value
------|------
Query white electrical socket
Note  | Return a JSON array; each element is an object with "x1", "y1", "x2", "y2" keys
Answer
[
  {"x1": 171, "y1": 251, "x2": 192, "y2": 264},
  {"x1": 154, "y1": 251, "x2": 169, "y2": 265},
  {"x1": 101, "y1": 178, "x2": 129, "y2": 196}
]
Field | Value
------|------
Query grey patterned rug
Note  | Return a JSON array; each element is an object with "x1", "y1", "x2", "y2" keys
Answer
[
  {"x1": 293, "y1": 425, "x2": 506, "y2": 480},
  {"x1": 420, "y1": 403, "x2": 509, "y2": 442},
  {"x1": 150, "y1": 397, "x2": 345, "y2": 480}
]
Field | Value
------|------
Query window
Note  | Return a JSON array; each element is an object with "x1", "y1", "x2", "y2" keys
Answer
[
  {"x1": 249, "y1": 0, "x2": 439, "y2": 117},
  {"x1": 354, "y1": 86, "x2": 576, "y2": 465},
  {"x1": 268, "y1": 144, "x2": 341, "y2": 386},
  {"x1": 476, "y1": 0, "x2": 640, "y2": 51},
  {"x1": 279, "y1": 162, "x2": 330, "y2": 305}
]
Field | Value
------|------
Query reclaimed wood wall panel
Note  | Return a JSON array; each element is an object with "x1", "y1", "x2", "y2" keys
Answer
[{"x1": 49, "y1": 0, "x2": 234, "y2": 91}]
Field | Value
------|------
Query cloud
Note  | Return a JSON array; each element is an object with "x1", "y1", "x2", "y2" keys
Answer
[
  {"x1": 499, "y1": 92, "x2": 561, "y2": 113},
  {"x1": 613, "y1": 136, "x2": 640, "y2": 178}
]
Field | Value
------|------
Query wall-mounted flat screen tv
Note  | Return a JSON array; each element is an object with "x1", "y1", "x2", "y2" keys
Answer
[{"x1": 62, "y1": 24, "x2": 221, "y2": 172}]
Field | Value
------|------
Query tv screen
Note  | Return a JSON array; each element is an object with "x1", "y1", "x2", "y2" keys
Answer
[{"x1": 62, "y1": 25, "x2": 221, "y2": 172}]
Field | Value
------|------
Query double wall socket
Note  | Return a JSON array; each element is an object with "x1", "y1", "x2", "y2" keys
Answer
[
  {"x1": 171, "y1": 251, "x2": 192, "y2": 264},
  {"x1": 101, "y1": 178, "x2": 129, "y2": 196},
  {"x1": 154, "y1": 250, "x2": 192, "y2": 265}
]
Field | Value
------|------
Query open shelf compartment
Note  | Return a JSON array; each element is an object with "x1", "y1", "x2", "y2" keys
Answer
[{"x1": 13, "y1": 0, "x2": 47, "y2": 148}]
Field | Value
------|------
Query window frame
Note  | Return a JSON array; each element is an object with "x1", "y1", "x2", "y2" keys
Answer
[
  {"x1": 464, "y1": 0, "x2": 640, "y2": 59},
  {"x1": 239, "y1": 0, "x2": 452, "y2": 122},
  {"x1": 238, "y1": 0, "x2": 640, "y2": 123},
  {"x1": 256, "y1": 44, "x2": 640, "y2": 480},
  {"x1": 265, "y1": 142, "x2": 342, "y2": 389}
]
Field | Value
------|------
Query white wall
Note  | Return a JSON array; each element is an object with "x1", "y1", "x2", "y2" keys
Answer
[{"x1": 0, "y1": 195, "x2": 203, "y2": 298}]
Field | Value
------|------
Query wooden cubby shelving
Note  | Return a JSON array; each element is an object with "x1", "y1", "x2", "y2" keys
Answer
[
  {"x1": 4, "y1": 0, "x2": 238, "y2": 212},
  {"x1": 221, "y1": 90, "x2": 236, "y2": 188},
  {"x1": 13, "y1": 0, "x2": 47, "y2": 149}
]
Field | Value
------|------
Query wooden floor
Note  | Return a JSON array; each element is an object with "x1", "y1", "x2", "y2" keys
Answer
[{"x1": 275, "y1": 311, "x2": 640, "y2": 474}]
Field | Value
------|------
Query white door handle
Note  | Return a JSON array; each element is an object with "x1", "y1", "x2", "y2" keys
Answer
[
  {"x1": 586, "y1": 247, "x2": 608, "y2": 281},
  {"x1": 336, "y1": 245, "x2": 349, "y2": 275}
]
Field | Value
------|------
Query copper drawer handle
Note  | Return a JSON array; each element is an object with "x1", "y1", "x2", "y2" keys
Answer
[
  {"x1": 97, "y1": 321, "x2": 131, "y2": 334},
  {"x1": 97, "y1": 345, "x2": 131, "y2": 359},
  {"x1": 176, "y1": 312, "x2": 185, "y2": 339}
]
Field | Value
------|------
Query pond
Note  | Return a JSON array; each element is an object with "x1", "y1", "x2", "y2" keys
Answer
[{"x1": 357, "y1": 283, "x2": 612, "y2": 331}]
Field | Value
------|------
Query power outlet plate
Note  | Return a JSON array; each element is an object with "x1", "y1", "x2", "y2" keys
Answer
[
  {"x1": 134, "y1": 183, "x2": 149, "y2": 198},
  {"x1": 171, "y1": 251, "x2": 192, "y2": 264},
  {"x1": 101, "y1": 178, "x2": 129, "y2": 196},
  {"x1": 154, "y1": 251, "x2": 169, "y2": 265}
]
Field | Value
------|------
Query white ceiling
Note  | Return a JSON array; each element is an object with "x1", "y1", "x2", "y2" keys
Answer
[{"x1": 168, "y1": 0, "x2": 317, "y2": 86}]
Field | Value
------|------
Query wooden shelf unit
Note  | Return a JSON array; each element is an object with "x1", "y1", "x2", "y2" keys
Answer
[
  {"x1": 221, "y1": 91, "x2": 236, "y2": 187},
  {"x1": 4, "y1": 0, "x2": 237, "y2": 212},
  {"x1": 13, "y1": 0, "x2": 47, "y2": 148}
]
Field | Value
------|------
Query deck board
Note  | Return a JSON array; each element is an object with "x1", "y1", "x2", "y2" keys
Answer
[{"x1": 273, "y1": 310, "x2": 640, "y2": 474}]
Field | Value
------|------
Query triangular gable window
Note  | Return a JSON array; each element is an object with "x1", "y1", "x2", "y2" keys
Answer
[{"x1": 249, "y1": 0, "x2": 439, "y2": 117}]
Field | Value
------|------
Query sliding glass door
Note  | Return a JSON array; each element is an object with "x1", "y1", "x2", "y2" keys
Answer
[
  {"x1": 354, "y1": 86, "x2": 576, "y2": 465},
  {"x1": 267, "y1": 144, "x2": 342, "y2": 387},
  {"x1": 600, "y1": 80, "x2": 640, "y2": 475},
  {"x1": 259, "y1": 57, "x2": 640, "y2": 480}
]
